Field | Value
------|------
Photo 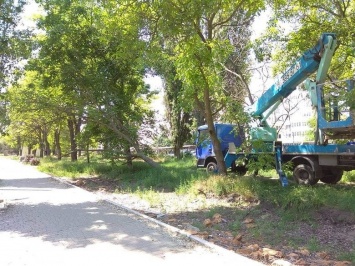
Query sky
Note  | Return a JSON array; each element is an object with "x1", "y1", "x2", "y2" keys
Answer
[{"x1": 20, "y1": 1, "x2": 42, "y2": 30}]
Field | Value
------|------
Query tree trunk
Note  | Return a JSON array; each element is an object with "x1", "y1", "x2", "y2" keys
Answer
[
  {"x1": 43, "y1": 129, "x2": 51, "y2": 156},
  {"x1": 75, "y1": 117, "x2": 82, "y2": 157},
  {"x1": 173, "y1": 122, "x2": 182, "y2": 158},
  {"x1": 38, "y1": 130, "x2": 44, "y2": 158},
  {"x1": 17, "y1": 136, "x2": 22, "y2": 156},
  {"x1": 105, "y1": 118, "x2": 160, "y2": 168},
  {"x1": 203, "y1": 87, "x2": 227, "y2": 175},
  {"x1": 67, "y1": 119, "x2": 77, "y2": 161},
  {"x1": 54, "y1": 129, "x2": 62, "y2": 160},
  {"x1": 136, "y1": 151, "x2": 161, "y2": 168},
  {"x1": 125, "y1": 146, "x2": 133, "y2": 168},
  {"x1": 173, "y1": 144, "x2": 181, "y2": 158},
  {"x1": 127, "y1": 142, "x2": 160, "y2": 168},
  {"x1": 86, "y1": 143, "x2": 90, "y2": 164},
  {"x1": 173, "y1": 112, "x2": 191, "y2": 159},
  {"x1": 194, "y1": 108, "x2": 205, "y2": 126}
]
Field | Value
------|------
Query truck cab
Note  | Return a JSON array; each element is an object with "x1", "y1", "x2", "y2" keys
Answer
[{"x1": 196, "y1": 123, "x2": 244, "y2": 172}]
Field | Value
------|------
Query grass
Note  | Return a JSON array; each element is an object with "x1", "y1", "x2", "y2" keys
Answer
[
  {"x1": 37, "y1": 155, "x2": 355, "y2": 214},
  {"x1": 338, "y1": 251, "x2": 355, "y2": 263},
  {"x1": 35, "y1": 155, "x2": 355, "y2": 263}
]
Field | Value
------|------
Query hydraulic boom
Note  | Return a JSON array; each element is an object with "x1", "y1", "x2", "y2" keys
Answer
[
  {"x1": 195, "y1": 32, "x2": 355, "y2": 187},
  {"x1": 250, "y1": 33, "x2": 337, "y2": 125}
]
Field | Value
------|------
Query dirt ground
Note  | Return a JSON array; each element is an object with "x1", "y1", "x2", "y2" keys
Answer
[{"x1": 73, "y1": 177, "x2": 354, "y2": 266}]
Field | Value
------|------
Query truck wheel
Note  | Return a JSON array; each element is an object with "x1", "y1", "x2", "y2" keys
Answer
[
  {"x1": 206, "y1": 162, "x2": 218, "y2": 173},
  {"x1": 293, "y1": 164, "x2": 319, "y2": 185},
  {"x1": 231, "y1": 161, "x2": 247, "y2": 176},
  {"x1": 320, "y1": 168, "x2": 343, "y2": 184}
]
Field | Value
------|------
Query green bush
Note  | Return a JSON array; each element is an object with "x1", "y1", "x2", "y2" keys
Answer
[{"x1": 342, "y1": 170, "x2": 355, "y2": 183}]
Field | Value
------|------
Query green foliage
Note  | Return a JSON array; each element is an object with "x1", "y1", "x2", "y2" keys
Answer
[
  {"x1": 0, "y1": 0, "x2": 32, "y2": 134},
  {"x1": 146, "y1": 0, "x2": 265, "y2": 174},
  {"x1": 38, "y1": 157, "x2": 111, "y2": 178},
  {"x1": 265, "y1": 0, "x2": 355, "y2": 81},
  {"x1": 0, "y1": 0, "x2": 29, "y2": 89},
  {"x1": 342, "y1": 170, "x2": 355, "y2": 183},
  {"x1": 6, "y1": 71, "x2": 66, "y2": 154},
  {"x1": 4, "y1": 0, "x2": 161, "y2": 164},
  {"x1": 305, "y1": 117, "x2": 316, "y2": 141},
  {"x1": 338, "y1": 251, "x2": 355, "y2": 264}
]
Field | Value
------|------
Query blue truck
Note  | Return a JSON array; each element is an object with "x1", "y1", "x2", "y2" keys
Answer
[{"x1": 196, "y1": 33, "x2": 355, "y2": 186}]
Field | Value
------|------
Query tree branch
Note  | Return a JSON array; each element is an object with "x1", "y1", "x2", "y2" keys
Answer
[{"x1": 219, "y1": 62, "x2": 254, "y2": 105}]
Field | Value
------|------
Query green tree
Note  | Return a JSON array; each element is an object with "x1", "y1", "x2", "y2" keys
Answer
[
  {"x1": 146, "y1": 0, "x2": 264, "y2": 174},
  {"x1": 0, "y1": 0, "x2": 28, "y2": 89},
  {"x1": 151, "y1": 56, "x2": 196, "y2": 158},
  {"x1": 266, "y1": 0, "x2": 354, "y2": 79},
  {"x1": 7, "y1": 70, "x2": 67, "y2": 158},
  {"x1": 0, "y1": 0, "x2": 30, "y2": 134},
  {"x1": 34, "y1": 0, "x2": 159, "y2": 166}
]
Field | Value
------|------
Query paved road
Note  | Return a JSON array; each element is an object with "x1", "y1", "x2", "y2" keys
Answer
[{"x1": 0, "y1": 157, "x2": 264, "y2": 266}]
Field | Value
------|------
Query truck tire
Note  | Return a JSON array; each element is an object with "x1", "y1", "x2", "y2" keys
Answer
[
  {"x1": 320, "y1": 167, "x2": 343, "y2": 184},
  {"x1": 293, "y1": 164, "x2": 319, "y2": 185},
  {"x1": 206, "y1": 162, "x2": 218, "y2": 173}
]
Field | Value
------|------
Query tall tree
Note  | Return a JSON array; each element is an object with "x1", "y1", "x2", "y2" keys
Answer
[
  {"x1": 163, "y1": 68, "x2": 194, "y2": 158},
  {"x1": 0, "y1": 0, "x2": 29, "y2": 134},
  {"x1": 7, "y1": 70, "x2": 67, "y2": 157},
  {"x1": 150, "y1": 52, "x2": 196, "y2": 158},
  {"x1": 146, "y1": 0, "x2": 264, "y2": 174},
  {"x1": 0, "y1": 0, "x2": 27, "y2": 89},
  {"x1": 34, "y1": 0, "x2": 159, "y2": 166}
]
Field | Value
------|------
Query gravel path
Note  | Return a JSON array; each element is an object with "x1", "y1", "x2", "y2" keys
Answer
[{"x1": 0, "y1": 157, "x2": 264, "y2": 266}]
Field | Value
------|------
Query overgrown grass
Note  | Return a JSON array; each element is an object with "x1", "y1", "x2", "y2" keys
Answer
[
  {"x1": 36, "y1": 155, "x2": 355, "y2": 262},
  {"x1": 37, "y1": 155, "x2": 355, "y2": 214},
  {"x1": 38, "y1": 156, "x2": 206, "y2": 192},
  {"x1": 38, "y1": 157, "x2": 118, "y2": 178}
]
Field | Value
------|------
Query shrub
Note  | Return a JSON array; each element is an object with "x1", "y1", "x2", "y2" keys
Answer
[{"x1": 342, "y1": 170, "x2": 355, "y2": 183}]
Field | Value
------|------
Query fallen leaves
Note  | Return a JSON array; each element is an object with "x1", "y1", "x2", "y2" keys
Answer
[
  {"x1": 73, "y1": 178, "x2": 354, "y2": 266},
  {"x1": 262, "y1": 247, "x2": 284, "y2": 258},
  {"x1": 236, "y1": 246, "x2": 284, "y2": 263},
  {"x1": 203, "y1": 218, "x2": 213, "y2": 227},
  {"x1": 243, "y1": 218, "x2": 254, "y2": 224},
  {"x1": 198, "y1": 213, "x2": 352, "y2": 265},
  {"x1": 203, "y1": 213, "x2": 226, "y2": 228}
]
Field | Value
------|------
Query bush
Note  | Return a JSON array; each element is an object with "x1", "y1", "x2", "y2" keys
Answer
[{"x1": 342, "y1": 170, "x2": 355, "y2": 183}]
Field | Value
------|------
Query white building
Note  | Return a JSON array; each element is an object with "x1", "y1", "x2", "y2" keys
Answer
[{"x1": 271, "y1": 88, "x2": 314, "y2": 143}]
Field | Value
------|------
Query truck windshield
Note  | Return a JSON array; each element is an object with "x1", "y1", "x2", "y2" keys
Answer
[{"x1": 197, "y1": 129, "x2": 209, "y2": 145}]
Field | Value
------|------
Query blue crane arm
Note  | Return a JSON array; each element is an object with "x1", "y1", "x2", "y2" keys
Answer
[{"x1": 251, "y1": 33, "x2": 337, "y2": 119}]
